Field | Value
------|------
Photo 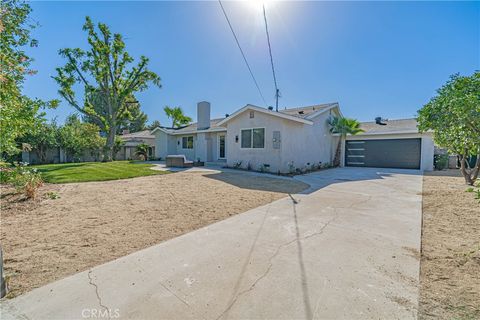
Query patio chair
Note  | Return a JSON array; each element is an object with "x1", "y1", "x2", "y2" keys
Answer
[{"x1": 166, "y1": 155, "x2": 194, "y2": 168}]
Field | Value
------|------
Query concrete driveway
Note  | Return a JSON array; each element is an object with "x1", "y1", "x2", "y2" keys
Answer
[{"x1": 1, "y1": 167, "x2": 423, "y2": 319}]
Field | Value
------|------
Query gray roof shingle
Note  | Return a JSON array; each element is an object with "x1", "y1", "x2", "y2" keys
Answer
[
  {"x1": 359, "y1": 118, "x2": 419, "y2": 134},
  {"x1": 120, "y1": 130, "x2": 155, "y2": 139},
  {"x1": 172, "y1": 118, "x2": 225, "y2": 133},
  {"x1": 279, "y1": 103, "x2": 338, "y2": 118}
]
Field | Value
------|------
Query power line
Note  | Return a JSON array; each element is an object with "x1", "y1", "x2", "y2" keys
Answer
[
  {"x1": 262, "y1": 4, "x2": 280, "y2": 112},
  {"x1": 218, "y1": 0, "x2": 268, "y2": 107}
]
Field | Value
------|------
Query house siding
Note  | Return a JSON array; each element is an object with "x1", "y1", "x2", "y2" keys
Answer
[
  {"x1": 154, "y1": 131, "x2": 169, "y2": 159},
  {"x1": 224, "y1": 109, "x2": 338, "y2": 173},
  {"x1": 280, "y1": 111, "x2": 338, "y2": 172},
  {"x1": 225, "y1": 111, "x2": 283, "y2": 172}
]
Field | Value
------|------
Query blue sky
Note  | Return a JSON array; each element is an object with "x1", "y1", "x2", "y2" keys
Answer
[{"x1": 24, "y1": 1, "x2": 479, "y2": 125}]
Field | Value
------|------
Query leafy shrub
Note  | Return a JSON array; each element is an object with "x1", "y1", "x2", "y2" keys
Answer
[
  {"x1": 233, "y1": 161, "x2": 242, "y2": 169},
  {"x1": 287, "y1": 161, "x2": 296, "y2": 174},
  {"x1": 259, "y1": 164, "x2": 270, "y2": 173},
  {"x1": 0, "y1": 163, "x2": 43, "y2": 199},
  {"x1": 466, "y1": 183, "x2": 480, "y2": 203},
  {"x1": 434, "y1": 154, "x2": 449, "y2": 170},
  {"x1": 46, "y1": 191, "x2": 60, "y2": 199},
  {"x1": 134, "y1": 143, "x2": 150, "y2": 161}
]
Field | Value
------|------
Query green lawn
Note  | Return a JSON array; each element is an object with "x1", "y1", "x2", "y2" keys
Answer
[{"x1": 32, "y1": 161, "x2": 168, "y2": 183}]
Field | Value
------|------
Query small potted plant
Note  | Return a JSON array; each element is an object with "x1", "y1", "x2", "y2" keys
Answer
[{"x1": 194, "y1": 157, "x2": 204, "y2": 167}]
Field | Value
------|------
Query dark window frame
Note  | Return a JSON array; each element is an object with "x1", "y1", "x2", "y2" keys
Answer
[
  {"x1": 240, "y1": 128, "x2": 265, "y2": 149},
  {"x1": 182, "y1": 136, "x2": 194, "y2": 149}
]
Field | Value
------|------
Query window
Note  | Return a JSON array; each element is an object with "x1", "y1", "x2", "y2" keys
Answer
[
  {"x1": 249, "y1": 111, "x2": 255, "y2": 118},
  {"x1": 182, "y1": 136, "x2": 193, "y2": 149},
  {"x1": 241, "y1": 128, "x2": 265, "y2": 149},
  {"x1": 241, "y1": 130, "x2": 251, "y2": 148}
]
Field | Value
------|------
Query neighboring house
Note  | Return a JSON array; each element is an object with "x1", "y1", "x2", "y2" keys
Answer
[
  {"x1": 152, "y1": 101, "x2": 342, "y2": 173},
  {"x1": 117, "y1": 130, "x2": 155, "y2": 160},
  {"x1": 343, "y1": 118, "x2": 434, "y2": 171}
]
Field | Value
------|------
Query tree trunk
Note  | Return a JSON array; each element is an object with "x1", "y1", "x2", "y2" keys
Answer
[
  {"x1": 102, "y1": 126, "x2": 116, "y2": 162},
  {"x1": 459, "y1": 154, "x2": 480, "y2": 185},
  {"x1": 36, "y1": 146, "x2": 47, "y2": 164},
  {"x1": 332, "y1": 136, "x2": 343, "y2": 167}
]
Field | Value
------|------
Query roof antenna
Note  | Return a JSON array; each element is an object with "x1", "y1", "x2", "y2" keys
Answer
[{"x1": 275, "y1": 89, "x2": 281, "y2": 112}]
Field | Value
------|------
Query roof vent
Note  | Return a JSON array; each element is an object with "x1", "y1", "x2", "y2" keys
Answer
[
  {"x1": 298, "y1": 111, "x2": 304, "y2": 115},
  {"x1": 225, "y1": 113, "x2": 229, "y2": 118},
  {"x1": 375, "y1": 117, "x2": 387, "y2": 125},
  {"x1": 268, "y1": 106, "x2": 273, "y2": 111}
]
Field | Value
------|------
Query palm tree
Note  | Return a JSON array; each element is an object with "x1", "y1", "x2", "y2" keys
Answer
[
  {"x1": 163, "y1": 106, "x2": 192, "y2": 128},
  {"x1": 328, "y1": 116, "x2": 364, "y2": 166},
  {"x1": 134, "y1": 143, "x2": 150, "y2": 161}
]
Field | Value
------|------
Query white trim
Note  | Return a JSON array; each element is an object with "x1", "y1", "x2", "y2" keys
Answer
[
  {"x1": 217, "y1": 105, "x2": 313, "y2": 126},
  {"x1": 151, "y1": 127, "x2": 172, "y2": 134},
  {"x1": 348, "y1": 130, "x2": 420, "y2": 136},
  {"x1": 173, "y1": 127, "x2": 227, "y2": 135},
  {"x1": 151, "y1": 126, "x2": 226, "y2": 136},
  {"x1": 240, "y1": 127, "x2": 265, "y2": 149},
  {"x1": 346, "y1": 132, "x2": 433, "y2": 141},
  {"x1": 305, "y1": 104, "x2": 343, "y2": 120},
  {"x1": 218, "y1": 134, "x2": 226, "y2": 159}
]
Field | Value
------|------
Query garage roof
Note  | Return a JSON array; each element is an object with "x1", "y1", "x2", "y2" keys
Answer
[{"x1": 358, "y1": 118, "x2": 420, "y2": 135}]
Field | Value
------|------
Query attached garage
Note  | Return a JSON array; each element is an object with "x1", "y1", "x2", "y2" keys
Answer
[
  {"x1": 343, "y1": 119, "x2": 434, "y2": 171},
  {"x1": 345, "y1": 138, "x2": 421, "y2": 169}
]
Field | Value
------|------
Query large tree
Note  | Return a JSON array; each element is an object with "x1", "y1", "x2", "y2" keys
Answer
[
  {"x1": 22, "y1": 119, "x2": 59, "y2": 163},
  {"x1": 417, "y1": 71, "x2": 480, "y2": 185},
  {"x1": 164, "y1": 106, "x2": 192, "y2": 128},
  {"x1": 53, "y1": 16, "x2": 160, "y2": 161},
  {"x1": 58, "y1": 114, "x2": 104, "y2": 162},
  {"x1": 147, "y1": 120, "x2": 161, "y2": 130},
  {"x1": 118, "y1": 101, "x2": 148, "y2": 133},
  {"x1": 0, "y1": 0, "x2": 57, "y2": 156},
  {"x1": 328, "y1": 116, "x2": 364, "y2": 166},
  {"x1": 84, "y1": 94, "x2": 148, "y2": 134}
]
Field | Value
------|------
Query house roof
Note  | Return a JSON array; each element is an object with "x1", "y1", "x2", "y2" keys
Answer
[
  {"x1": 216, "y1": 104, "x2": 315, "y2": 126},
  {"x1": 357, "y1": 118, "x2": 420, "y2": 135},
  {"x1": 279, "y1": 103, "x2": 339, "y2": 119},
  {"x1": 173, "y1": 118, "x2": 226, "y2": 133},
  {"x1": 151, "y1": 118, "x2": 227, "y2": 135},
  {"x1": 120, "y1": 130, "x2": 155, "y2": 140},
  {"x1": 152, "y1": 102, "x2": 341, "y2": 135}
]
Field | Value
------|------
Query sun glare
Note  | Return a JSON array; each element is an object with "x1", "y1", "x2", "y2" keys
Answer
[{"x1": 245, "y1": 0, "x2": 277, "y2": 13}]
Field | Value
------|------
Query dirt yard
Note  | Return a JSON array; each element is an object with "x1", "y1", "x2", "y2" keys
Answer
[
  {"x1": 420, "y1": 170, "x2": 480, "y2": 319},
  {"x1": 0, "y1": 171, "x2": 308, "y2": 297}
]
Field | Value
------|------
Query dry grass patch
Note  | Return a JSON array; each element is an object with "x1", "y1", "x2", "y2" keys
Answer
[
  {"x1": 0, "y1": 171, "x2": 308, "y2": 297},
  {"x1": 419, "y1": 170, "x2": 480, "y2": 319}
]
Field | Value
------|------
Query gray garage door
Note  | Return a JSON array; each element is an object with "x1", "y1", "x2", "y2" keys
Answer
[{"x1": 345, "y1": 138, "x2": 421, "y2": 169}]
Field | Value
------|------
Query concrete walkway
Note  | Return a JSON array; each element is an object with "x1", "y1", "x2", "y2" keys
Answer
[{"x1": 1, "y1": 168, "x2": 423, "y2": 320}]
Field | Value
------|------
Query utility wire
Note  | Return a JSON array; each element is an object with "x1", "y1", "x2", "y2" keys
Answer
[
  {"x1": 218, "y1": 0, "x2": 268, "y2": 107},
  {"x1": 262, "y1": 4, "x2": 280, "y2": 111}
]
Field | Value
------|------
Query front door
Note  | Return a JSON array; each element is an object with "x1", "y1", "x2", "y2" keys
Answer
[{"x1": 219, "y1": 135, "x2": 226, "y2": 159}]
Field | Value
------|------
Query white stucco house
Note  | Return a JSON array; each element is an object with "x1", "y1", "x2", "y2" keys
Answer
[{"x1": 152, "y1": 101, "x2": 434, "y2": 173}]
